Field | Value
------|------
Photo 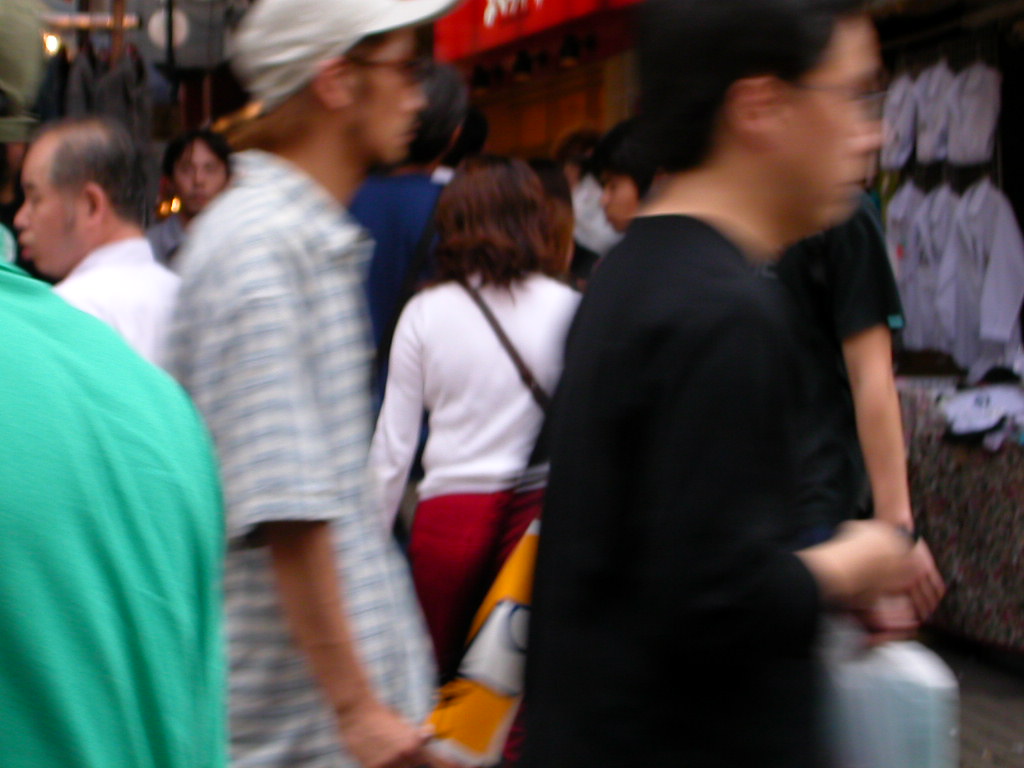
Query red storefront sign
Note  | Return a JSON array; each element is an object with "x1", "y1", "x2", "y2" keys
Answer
[{"x1": 435, "y1": 0, "x2": 642, "y2": 61}]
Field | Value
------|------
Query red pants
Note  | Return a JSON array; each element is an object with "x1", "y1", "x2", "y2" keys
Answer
[{"x1": 409, "y1": 488, "x2": 543, "y2": 682}]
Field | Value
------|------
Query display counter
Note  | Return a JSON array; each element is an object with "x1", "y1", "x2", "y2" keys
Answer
[{"x1": 900, "y1": 381, "x2": 1024, "y2": 653}]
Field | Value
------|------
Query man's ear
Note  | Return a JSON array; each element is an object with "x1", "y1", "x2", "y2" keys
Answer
[
  {"x1": 310, "y1": 56, "x2": 358, "y2": 111},
  {"x1": 79, "y1": 181, "x2": 108, "y2": 222},
  {"x1": 721, "y1": 75, "x2": 788, "y2": 152}
]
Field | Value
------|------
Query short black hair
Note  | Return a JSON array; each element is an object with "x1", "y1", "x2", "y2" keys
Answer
[
  {"x1": 42, "y1": 117, "x2": 148, "y2": 227},
  {"x1": 637, "y1": 0, "x2": 865, "y2": 173},
  {"x1": 407, "y1": 62, "x2": 469, "y2": 166},
  {"x1": 161, "y1": 128, "x2": 231, "y2": 180},
  {"x1": 527, "y1": 158, "x2": 573, "y2": 208},
  {"x1": 441, "y1": 106, "x2": 488, "y2": 168},
  {"x1": 553, "y1": 128, "x2": 603, "y2": 177},
  {"x1": 590, "y1": 120, "x2": 657, "y2": 197}
]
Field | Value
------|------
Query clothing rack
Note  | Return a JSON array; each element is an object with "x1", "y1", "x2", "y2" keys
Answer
[
  {"x1": 883, "y1": 0, "x2": 1024, "y2": 50},
  {"x1": 41, "y1": 12, "x2": 140, "y2": 31},
  {"x1": 111, "y1": 0, "x2": 127, "y2": 64},
  {"x1": 889, "y1": 23, "x2": 1000, "y2": 69},
  {"x1": 45, "y1": 1, "x2": 136, "y2": 65},
  {"x1": 883, "y1": 23, "x2": 1005, "y2": 191}
]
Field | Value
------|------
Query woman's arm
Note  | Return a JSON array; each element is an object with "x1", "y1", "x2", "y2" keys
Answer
[{"x1": 369, "y1": 301, "x2": 428, "y2": 529}]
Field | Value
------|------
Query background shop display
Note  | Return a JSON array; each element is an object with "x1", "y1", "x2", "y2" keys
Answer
[
  {"x1": 877, "y1": 1, "x2": 1024, "y2": 658},
  {"x1": 435, "y1": 0, "x2": 640, "y2": 156}
]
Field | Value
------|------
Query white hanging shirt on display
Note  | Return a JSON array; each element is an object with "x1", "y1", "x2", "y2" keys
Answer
[
  {"x1": 937, "y1": 179, "x2": 1024, "y2": 381},
  {"x1": 947, "y1": 62, "x2": 1001, "y2": 166},
  {"x1": 881, "y1": 72, "x2": 917, "y2": 170},
  {"x1": 885, "y1": 179, "x2": 926, "y2": 281},
  {"x1": 901, "y1": 184, "x2": 960, "y2": 352},
  {"x1": 915, "y1": 60, "x2": 955, "y2": 164}
]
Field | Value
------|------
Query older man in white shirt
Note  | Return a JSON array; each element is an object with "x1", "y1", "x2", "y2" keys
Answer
[{"x1": 15, "y1": 117, "x2": 177, "y2": 364}]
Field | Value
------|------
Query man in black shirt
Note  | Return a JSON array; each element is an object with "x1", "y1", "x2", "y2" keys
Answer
[
  {"x1": 525, "y1": 2, "x2": 922, "y2": 766},
  {"x1": 777, "y1": 195, "x2": 945, "y2": 623},
  {"x1": 778, "y1": 196, "x2": 907, "y2": 533}
]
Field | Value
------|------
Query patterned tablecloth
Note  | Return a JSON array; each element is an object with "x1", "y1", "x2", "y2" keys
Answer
[{"x1": 900, "y1": 381, "x2": 1024, "y2": 653}]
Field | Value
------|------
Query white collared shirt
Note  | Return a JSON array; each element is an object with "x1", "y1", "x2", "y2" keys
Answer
[
  {"x1": 55, "y1": 237, "x2": 179, "y2": 365},
  {"x1": 948, "y1": 62, "x2": 1001, "y2": 166},
  {"x1": 901, "y1": 184, "x2": 960, "y2": 352},
  {"x1": 881, "y1": 72, "x2": 917, "y2": 170},
  {"x1": 885, "y1": 179, "x2": 926, "y2": 281},
  {"x1": 915, "y1": 60, "x2": 955, "y2": 164},
  {"x1": 938, "y1": 179, "x2": 1024, "y2": 380}
]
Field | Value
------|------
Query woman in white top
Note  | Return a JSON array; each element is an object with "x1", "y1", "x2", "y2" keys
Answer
[{"x1": 369, "y1": 156, "x2": 580, "y2": 683}]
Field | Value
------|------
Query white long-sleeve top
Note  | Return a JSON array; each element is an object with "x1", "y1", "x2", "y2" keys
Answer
[
  {"x1": 881, "y1": 72, "x2": 917, "y2": 171},
  {"x1": 55, "y1": 237, "x2": 179, "y2": 365},
  {"x1": 937, "y1": 179, "x2": 1024, "y2": 380},
  {"x1": 915, "y1": 60, "x2": 955, "y2": 164},
  {"x1": 947, "y1": 62, "x2": 1001, "y2": 166},
  {"x1": 901, "y1": 185, "x2": 960, "y2": 352},
  {"x1": 369, "y1": 274, "x2": 580, "y2": 528},
  {"x1": 885, "y1": 179, "x2": 926, "y2": 281}
]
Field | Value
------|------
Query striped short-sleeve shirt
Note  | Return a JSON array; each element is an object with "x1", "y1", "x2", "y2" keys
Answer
[{"x1": 167, "y1": 150, "x2": 435, "y2": 768}]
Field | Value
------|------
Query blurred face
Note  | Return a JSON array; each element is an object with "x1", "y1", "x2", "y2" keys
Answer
[
  {"x1": 600, "y1": 173, "x2": 641, "y2": 233},
  {"x1": 346, "y1": 29, "x2": 428, "y2": 169},
  {"x1": 778, "y1": 15, "x2": 883, "y2": 234},
  {"x1": 13, "y1": 133, "x2": 87, "y2": 280},
  {"x1": 171, "y1": 139, "x2": 229, "y2": 220}
]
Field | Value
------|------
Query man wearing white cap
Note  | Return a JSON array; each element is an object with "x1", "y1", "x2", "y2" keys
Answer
[{"x1": 166, "y1": 2, "x2": 462, "y2": 767}]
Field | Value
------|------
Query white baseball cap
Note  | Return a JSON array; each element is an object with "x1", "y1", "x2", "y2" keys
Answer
[{"x1": 232, "y1": 0, "x2": 463, "y2": 113}]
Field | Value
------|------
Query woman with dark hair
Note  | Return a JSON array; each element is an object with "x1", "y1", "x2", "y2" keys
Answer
[
  {"x1": 369, "y1": 155, "x2": 580, "y2": 681},
  {"x1": 527, "y1": 157, "x2": 577, "y2": 283}
]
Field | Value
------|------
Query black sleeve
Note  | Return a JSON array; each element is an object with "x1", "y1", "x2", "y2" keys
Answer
[{"x1": 825, "y1": 197, "x2": 905, "y2": 341}]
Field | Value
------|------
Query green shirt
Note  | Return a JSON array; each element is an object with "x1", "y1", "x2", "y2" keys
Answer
[
  {"x1": 0, "y1": 262, "x2": 225, "y2": 768},
  {"x1": 0, "y1": 224, "x2": 14, "y2": 263}
]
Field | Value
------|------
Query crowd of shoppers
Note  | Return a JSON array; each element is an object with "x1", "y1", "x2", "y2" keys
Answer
[{"x1": 0, "y1": 0, "x2": 949, "y2": 766}]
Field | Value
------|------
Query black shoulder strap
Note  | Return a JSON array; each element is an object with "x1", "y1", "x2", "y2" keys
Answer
[{"x1": 460, "y1": 281, "x2": 551, "y2": 413}]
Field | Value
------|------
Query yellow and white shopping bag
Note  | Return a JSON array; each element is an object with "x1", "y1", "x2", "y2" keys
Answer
[{"x1": 426, "y1": 519, "x2": 540, "y2": 767}]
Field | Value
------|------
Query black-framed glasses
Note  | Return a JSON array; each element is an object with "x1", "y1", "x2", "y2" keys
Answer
[
  {"x1": 792, "y1": 82, "x2": 887, "y2": 121},
  {"x1": 346, "y1": 54, "x2": 430, "y2": 84}
]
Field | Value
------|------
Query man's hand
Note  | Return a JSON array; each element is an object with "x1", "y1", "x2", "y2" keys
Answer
[
  {"x1": 264, "y1": 521, "x2": 466, "y2": 768},
  {"x1": 798, "y1": 520, "x2": 916, "y2": 608},
  {"x1": 336, "y1": 702, "x2": 463, "y2": 768},
  {"x1": 855, "y1": 594, "x2": 919, "y2": 646}
]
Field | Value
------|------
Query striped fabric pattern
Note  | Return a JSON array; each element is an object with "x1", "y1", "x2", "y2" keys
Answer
[{"x1": 167, "y1": 150, "x2": 435, "y2": 768}]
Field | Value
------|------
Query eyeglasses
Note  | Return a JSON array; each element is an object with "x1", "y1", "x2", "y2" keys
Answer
[
  {"x1": 792, "y1": 82, "x2": 887, "y2": 122},
  {"x1": 346, "y1": 54, "x2": 429, "y2": 84}
]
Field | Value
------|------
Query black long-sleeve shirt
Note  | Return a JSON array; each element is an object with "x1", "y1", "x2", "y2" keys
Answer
[{"x1": 525, "y1": 215, "x2": 824, "y2": 768}]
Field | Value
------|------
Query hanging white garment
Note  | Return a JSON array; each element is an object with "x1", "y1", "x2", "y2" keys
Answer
[
  {"x1": 947, "y1": 62, "x2": 1001, "y2": 166},
  {"x1": 915, "y1": 61, "x2": 955, "y2": 164},
  {"x1": 885, "y1": 180, "x2": 926, "y2": 281},
  {"x1": 936, "y1": 179, "x2": 1024, "y2": 381},
  {"x1": 881, "y1": 72, "x2": 917, "y2": 170},
  {"x1": 901, "y1": 185, "x2": 960, "y2": 352}
]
